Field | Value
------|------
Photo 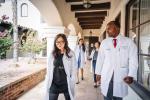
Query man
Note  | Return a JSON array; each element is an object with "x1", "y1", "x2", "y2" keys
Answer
[{"x1": 95, "y1": 21, "x2": 138, "y2": 100}]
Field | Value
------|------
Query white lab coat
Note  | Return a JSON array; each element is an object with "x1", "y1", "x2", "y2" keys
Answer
[
  {"x1": 44, "y1": 50, "x2": 76, "y2": 100},
  {"x1": 95, "y1": 35, "x2": 138, "y2": 97},
  {"x1": 75, "y1": 45, "x2": 87, "y2": 68}
]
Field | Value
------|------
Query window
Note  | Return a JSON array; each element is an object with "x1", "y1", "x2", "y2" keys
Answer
[
  {"x1": 21, "y1": 3, "x2": 28, "y2": 17},
  {"x1": 126, "y1": 0, "x2": 150, "y2": 91}
]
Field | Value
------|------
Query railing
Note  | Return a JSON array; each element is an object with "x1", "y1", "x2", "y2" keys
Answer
[{"x1": 129, "y1": 80, "x2": 150, "y2": 100}]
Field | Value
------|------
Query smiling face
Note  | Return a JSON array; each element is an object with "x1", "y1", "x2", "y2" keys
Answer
[{"x1": 55, "y1": 37, "x2": 65, "y2": 51}]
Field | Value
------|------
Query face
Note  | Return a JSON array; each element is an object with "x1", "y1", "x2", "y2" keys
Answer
[
  {"x1": 106, "y1": 24, "x2": 119, "y2": 38},
  {"x1": 56, "y1": 37, "x2": 65, "y2": 50},
  {"x1": 79, "y1": 39, "x2": 84, "y2": 45},
  {"x1": 95, "y1": 42, "x2": 100, "y2": 48}
]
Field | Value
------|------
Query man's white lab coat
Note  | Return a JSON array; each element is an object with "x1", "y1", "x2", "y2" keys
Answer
[{"x1": 95, "y1": 35, "x2": 138, "y2": 97}]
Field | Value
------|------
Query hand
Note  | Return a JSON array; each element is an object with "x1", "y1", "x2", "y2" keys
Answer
[
  {"x1": 124, "y1": 76, "x2": 134, "y2": 84},
  {"x1": 96, "y1": 75, "x2": 101, "y2": 84}
]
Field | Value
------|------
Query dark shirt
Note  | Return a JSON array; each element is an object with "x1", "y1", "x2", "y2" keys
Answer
[
  {"x1": 50, "y1": 54, "x2": 68, "y2": 93},
  {"x1": 93, "y1": 50, "x2": 98, "y2": 61}
]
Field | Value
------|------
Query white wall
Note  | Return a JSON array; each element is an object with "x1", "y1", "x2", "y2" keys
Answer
[
  {"x1": 0, "y1": 0, "x2": 13, "y2": 22},
  {"x1": 17, "y1": 0, "x2": 41, "y2": 30},
  {"x1": 30, "y1": 0, "x2": 63, "y2": 26}
]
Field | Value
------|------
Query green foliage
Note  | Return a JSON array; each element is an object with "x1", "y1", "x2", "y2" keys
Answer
[
  {"x1": 0, "y1": 36, "x2": 13, "y2": 59},
  {"x1": 21, "y1": 31, "x2": 46, "y2": 56}
]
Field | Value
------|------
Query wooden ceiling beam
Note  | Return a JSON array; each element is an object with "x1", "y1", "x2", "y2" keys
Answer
[
  {"x1": 71, "y1": 2, "x2": 110, "y2": 11},
  {"x1": 79, "y1": 22, "x2": 102, "y2": 25},
  {"x1": 75, "y1": 11, "x2": 107, "y2": 18},
  {"x1": 81, "y1": 24, "x2": 101, "y2": 27},
  {"x1": 81, "y1": 26, "x2": 100, "y2": 29},
  {"x1": 77, "y1": 17, "x2": 103, "y2": 22},
  {"x1": 66, "y1": 0, "x2": 99, "y2": 3}
]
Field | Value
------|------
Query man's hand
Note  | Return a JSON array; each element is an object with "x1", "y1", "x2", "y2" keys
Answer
[
  {"x1": 96, "y1": 75, "x2": 101, "y2": 84},
  {"x1": 124, "y1": 76, "x2": 134, "y2": 84}
]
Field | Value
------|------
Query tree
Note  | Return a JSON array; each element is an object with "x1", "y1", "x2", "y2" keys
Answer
[{"x1": 21, "y1": 31, "x2": 46, "y2": 64}]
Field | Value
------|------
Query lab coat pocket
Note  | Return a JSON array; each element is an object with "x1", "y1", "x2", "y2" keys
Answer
[{"x1": 119, "y1": 46, "x2": 129, "y2": 67}]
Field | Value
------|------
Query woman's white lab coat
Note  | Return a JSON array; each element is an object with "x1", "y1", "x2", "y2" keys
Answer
[
  {"x1": 75, "y1": 45, "x2": 87, "y2": 68},
  {"x1": 44, "y1": 50, "x2": 76, "y2": 100},
  {"x1": 95, "y1": 35, "x2": 138, "y2": 98},
  {"x1": 89, "y1": 49, "x2": 96, "y2": 73}
]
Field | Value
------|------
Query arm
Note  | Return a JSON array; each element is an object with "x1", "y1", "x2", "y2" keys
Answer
[
  {"x1": 89, "y1": 50, "x2": 94, "y2": 60},
  {"x1": 71, "y1": 51, "x2": 77, "y2": 85},
  {"x1": 124, "y1": 40, "x2": 138, "y2": 84},
  {"x1": 128, "y1": 40, "x2": 138, "y2": 80},
  {"x1": 84, "y1": 51, "x2": 87, "y2": 63}
]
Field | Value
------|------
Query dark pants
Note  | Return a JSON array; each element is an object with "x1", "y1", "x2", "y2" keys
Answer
[
  {"x1": 92, "y1": 60, "x2": 97, "y2": 83},
  {"x1": 104, "y1": 76, "x2": 122, "y2": 100},
  {"x1": 49, "y1": 92, "x2": 71, "y2": 100}
]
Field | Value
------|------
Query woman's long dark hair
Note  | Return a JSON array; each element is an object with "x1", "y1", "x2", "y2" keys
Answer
[
  {"x1": 52, "y1": 34, "x2": 71, "y2": 58},
  {"x1": 78, "y1": 38, "x2": 85, "y2": 52}
]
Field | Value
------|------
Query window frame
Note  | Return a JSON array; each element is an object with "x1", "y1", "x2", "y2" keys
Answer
[
  {"x1": 126, "y1": 0, "x2": 150, "y2": 98},
  {"x1": 21, "y1": 3, "x2": 28, "y2": 17}
]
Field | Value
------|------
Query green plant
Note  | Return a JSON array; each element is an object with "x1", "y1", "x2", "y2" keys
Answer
[
  {"x1": 0, "y1": 36, "x2": 13, "y2": 59},
  {"x1": 21, "y1": 31, "x2": 46, "y2": 63}
]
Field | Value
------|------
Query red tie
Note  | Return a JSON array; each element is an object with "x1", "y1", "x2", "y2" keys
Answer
[{"x1": 113, "y1": 39, "x2": 117, "y2": 48}]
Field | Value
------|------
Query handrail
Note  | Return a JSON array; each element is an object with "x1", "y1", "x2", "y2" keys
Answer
[{"x1": 129, "y1": 81, "x2": 150, "y2": 100}]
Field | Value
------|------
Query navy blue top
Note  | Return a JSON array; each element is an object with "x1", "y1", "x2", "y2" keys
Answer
[{"x1": 93, "y1": 50, "x2": 98, "y2": 61}]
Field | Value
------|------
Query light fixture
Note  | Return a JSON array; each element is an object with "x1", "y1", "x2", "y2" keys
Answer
[{"x1": 83, "y1": 0, "x2": 91, "y2": 9}]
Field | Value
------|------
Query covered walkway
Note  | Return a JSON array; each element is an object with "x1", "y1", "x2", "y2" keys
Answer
[
  {"x1": 0, "y1": 0, "x2": 150, "y2": 100},
  {"x1": 17, "y1": 61, "x2": 103, "y2": 100}
]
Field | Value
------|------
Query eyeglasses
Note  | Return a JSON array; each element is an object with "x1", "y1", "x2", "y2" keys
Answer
[{"x1": 56, "y1": 41, "x2": 64, "y2": 44}]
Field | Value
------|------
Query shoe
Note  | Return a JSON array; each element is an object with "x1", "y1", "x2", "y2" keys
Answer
[
  {"x1": 94, "y1": 83, "x2": 97, "y2": 88},
  {"x1": 81, "y1": 77, "x2": 84, "y2": 80},
  {"x1": 76, "y1": 81, "x2": 80, "y2": 84},
  {"x1": 94, "y1": 85, "x2": 97, "y2": 88}
]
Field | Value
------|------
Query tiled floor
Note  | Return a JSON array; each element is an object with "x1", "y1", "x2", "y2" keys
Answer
[{"x1": 18, "y1": 61, "x2": 103, "y2": 100}]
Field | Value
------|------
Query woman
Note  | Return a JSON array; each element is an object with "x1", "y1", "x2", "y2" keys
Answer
[
  {"x1": 89, "y1": 42, "x2": 100, "y2": 88},
  {"x1": 45, "y1": 34, "x2": 76, "y2": 100},
  {"x1": 75, "y1": 38, "x2": 87, "y2": 84}
]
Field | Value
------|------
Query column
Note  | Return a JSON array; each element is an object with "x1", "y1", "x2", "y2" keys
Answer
[
  {"x1": 67, "y1": 35, "x2": 78, "y2": 51},
  {"x1": 41, "y1": 26, "x2": 70, "y2": 57}
]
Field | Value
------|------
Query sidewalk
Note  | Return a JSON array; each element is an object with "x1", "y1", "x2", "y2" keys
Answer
[{"x1": 18, "y1": 61, "x2": 103, "y2": 100}]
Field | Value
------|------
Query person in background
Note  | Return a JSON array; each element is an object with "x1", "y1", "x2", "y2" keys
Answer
[
  {"x1": 45, "y1": 34, "x2": 76, "y2": 100},
  {"x1": 95, "y1": 21, "x2": 138, "y2": 100},
  {"x1": 89, "y1": 41, "x2": 101, "y2": 88},
  {"x1": 75, "y1": 38, "x2": 87, "y2": 84}
]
